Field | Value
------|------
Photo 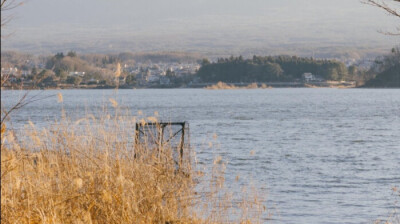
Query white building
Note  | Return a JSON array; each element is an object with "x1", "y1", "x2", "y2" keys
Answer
[
  {"x1": 21, "y1": 70, "x2": 31, "y2": 77},
  {"x1": 1, "y1": 67, "x2": 18, "y2": 76},
  {"x1": 147, "y1": 75, "x2": 160, "y2": 83},
  {"x1": 68, "y1": 71, "x2": 86, "y2": 77},
  {"x1": 302, "y1": 73, "x2": 316, "y2": 82}
]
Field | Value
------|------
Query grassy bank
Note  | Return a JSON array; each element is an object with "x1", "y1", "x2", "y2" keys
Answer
[{"x1": 1, "y1": 101, "x2": 265, "y2": 223}]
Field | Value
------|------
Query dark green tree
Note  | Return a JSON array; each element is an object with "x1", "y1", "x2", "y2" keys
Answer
[
  {"x1": 31, "y1": 67, "x2": 38, "y2": 76},
  {"x1": 364, "y1": 47, "x2": 400, "y2": 87},
  {"x1": 201, "y1": 58, "x2": 211, "y2": 66},
  {"x1": 55, "y1": 52, "x2": 64, "y2": 60},
  {"x1": 67, "y1": 51, "x2": 77, "y2": 57},
  {"x1": 66, "y1": 76, "x2": 82, "y2": 86},
  {"x1": 125, "y1": 74, "x2": 136, "y2": 85},
  {"x1": 166, "y1": 69, "x2": 175, "y2": 78},
  {"x1": 196, "y1": 55, "x2": 349, "y2": 82}
]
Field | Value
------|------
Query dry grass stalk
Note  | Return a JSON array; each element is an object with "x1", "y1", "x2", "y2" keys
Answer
[
  {"x1": 205, "y1": 82, "x2": 271, "y2": 90},
  {"x1": 205, "y1": 82, "x2": 238, "y2": 90},
  {"x1": 1, "y1": 107, "x2": 266, "y2": 223}
]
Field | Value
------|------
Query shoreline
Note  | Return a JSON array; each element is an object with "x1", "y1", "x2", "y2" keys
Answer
[{"x1": 1, "y1": 81, "x2": 360, "y2": 90}]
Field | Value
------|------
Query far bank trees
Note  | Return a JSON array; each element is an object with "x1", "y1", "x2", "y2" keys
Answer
[
  {"x1": 197, "y1": 56, "x2": 349, "y2": 83},
  {"x1": 364, "y1": 47, "x2": 400, "y2": 87},
  {"x1": 362, "y1": 0, "x2": 400, "y2": 87}
]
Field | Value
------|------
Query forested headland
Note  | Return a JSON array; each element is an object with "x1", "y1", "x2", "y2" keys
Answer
[
  {"x1": 197, "y1": 55, "x2": 358, "y2": 83},
  {"x1": 363, "y1": 47, "x2": 400, "y2": 88}
]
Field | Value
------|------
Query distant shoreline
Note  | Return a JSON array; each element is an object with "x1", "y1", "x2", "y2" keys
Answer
[{"x1": 2, "y1": 81, "x2": 360, "y2": 90}]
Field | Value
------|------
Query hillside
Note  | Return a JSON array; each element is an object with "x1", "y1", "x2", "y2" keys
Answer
[
  {"x1": 364, "y1": 64, "x2": 400, "y2": 87},
  {"x1": 363, "y1": 48, "x2": 400, "y2": 88},
  {"x1": 196, "y1": 55, "x2": 350, "y2": 82}
]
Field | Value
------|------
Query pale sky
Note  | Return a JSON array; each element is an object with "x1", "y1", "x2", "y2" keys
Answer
[
  {"x1": 2, "y1": 0, "x2": 399, "y2": 55},
  {"x1": 9, "y1": 0, "x2": 396, "y2": 27}
]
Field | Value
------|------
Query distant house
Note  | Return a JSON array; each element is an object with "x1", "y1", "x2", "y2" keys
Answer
[
  {"x1": 1, "y1": 67, "x2": 18, "y2": 76},
  {"x1": 136, "y1": 71, "x2": 150, "y2": 86},
  {"x1": 38, "y1": 63, "x2": 45, "y2": 69},
  {"x1": 147, "y1": 75, "x2": 160, "y2": 83},
  {"x1": 21, "y1": 70, "x2": 31, "y2": 77},
  {"x1": 68, "y1": 71, "x2": 86, "y2": 77},
  {"x1": 40, "y1": 76, "x2": 57, "y2": 87},
  {"x1": 302, "y1": 73, "x2": 316, "y2": 82},
  {"x1": 86, "y1": 78, "x2": 99, "y2": 85}
]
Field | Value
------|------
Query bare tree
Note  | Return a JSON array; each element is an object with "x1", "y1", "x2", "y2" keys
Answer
[
  {"x1": 0, "y1": 0, "x2": 53, "y2": 148},
  {"x1": 363, "y1": 0, "x2": 400, "y2": 35},
  {"x1": 1, "y1": 0, "x2": 24, "y2": 37}
]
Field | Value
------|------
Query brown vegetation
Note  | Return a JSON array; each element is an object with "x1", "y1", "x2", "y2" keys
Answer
[
  {"x1": 205, "y1": 82, "x2": 271, "y2": 90},
  {"x1": 1, "y1": 98, "x2": 265, "y2": 223},
  {"x1": 374, "y1": 187, "x2": 400, "y2": 224},
  {"x1": 205, "y1": 82, "x2": 238, "y2": 90}
]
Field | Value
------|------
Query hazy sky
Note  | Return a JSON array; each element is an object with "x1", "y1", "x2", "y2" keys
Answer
[
  {"x1": 9, "y1": 0, "x2": 396, "y2": 26},
  {"x1": 2, "y1": 0, "x2": 399, "y2": 55}
]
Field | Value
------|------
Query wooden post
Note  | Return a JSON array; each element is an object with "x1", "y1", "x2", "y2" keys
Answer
[
  {"x1": 180, "y1": 122, "x2": 185, "y2": 165},
  {"x1": 135, "y1": 122, "x2": 188, "y2": 168}
]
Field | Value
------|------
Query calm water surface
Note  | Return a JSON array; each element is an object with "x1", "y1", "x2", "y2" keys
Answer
[{"x1": 2, "y1": 88, "x2": 400, "y2": 224}]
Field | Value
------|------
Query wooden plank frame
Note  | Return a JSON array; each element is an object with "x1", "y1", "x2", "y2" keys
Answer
[{"x1": 135, "y1": 122, "x2": 188, "y2": 164}]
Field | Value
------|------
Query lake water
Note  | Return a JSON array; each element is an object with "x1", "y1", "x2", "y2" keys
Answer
[{"x1": 2, "y1": 88, "x2": 400, "y2": 224}]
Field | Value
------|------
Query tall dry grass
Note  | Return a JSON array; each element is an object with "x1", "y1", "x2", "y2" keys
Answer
[
  {"x1": 205, "y1": 82, "x2": 238, "y2": 90},
  {"x1": 1, "y1": 97, "x2": 266, "y2": 223},
  {"x1": 375, "y1": 187, "x2": 400, "y2": 224},
  {"x1": 205, "y1": 82, "x2": 271, "y2": 90}
]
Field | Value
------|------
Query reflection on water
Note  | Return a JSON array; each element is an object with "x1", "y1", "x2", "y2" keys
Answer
[{"x1": 2, "y1": 88, "x2": 400, "y2": 224}]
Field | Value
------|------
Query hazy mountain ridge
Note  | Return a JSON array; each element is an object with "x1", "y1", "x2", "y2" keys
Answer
[
  {"x1": 2, "y1": 0, "x2": 398, "y2": 57},
  {"x1": 3, "y1": 23, "x2": 397, "y2": 58}
]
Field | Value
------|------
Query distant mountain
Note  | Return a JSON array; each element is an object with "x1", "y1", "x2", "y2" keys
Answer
[{"x1": 1, "y1": 0, "x2": 398, "y2": 57}]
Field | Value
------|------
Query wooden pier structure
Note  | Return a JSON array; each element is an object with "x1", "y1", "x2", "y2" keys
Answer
[{"x1": 135, "y1": 122, "x2": 190, "y2": 165}]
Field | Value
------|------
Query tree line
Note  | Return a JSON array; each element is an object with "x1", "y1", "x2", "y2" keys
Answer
[
  {"x1": 196, "y1": 55, "x2": 350, "y2": 82},
  {"x1": 364, "y1": 47, "x2": 400, "y2": 87}
]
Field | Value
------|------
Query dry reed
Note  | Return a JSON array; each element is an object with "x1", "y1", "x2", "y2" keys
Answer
[
  {"x1": 205, "y1": 82, "x2": 271, "y2": 90},
  {"x1": 375, "y1": 187, "x2": 400, "y2": 224},
  {"x1": 205, "y1": 82, "x2": 238, "y2": 90},
  {"x1": 1, "y1": 98, "x2": 266, "y2": 223}
]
